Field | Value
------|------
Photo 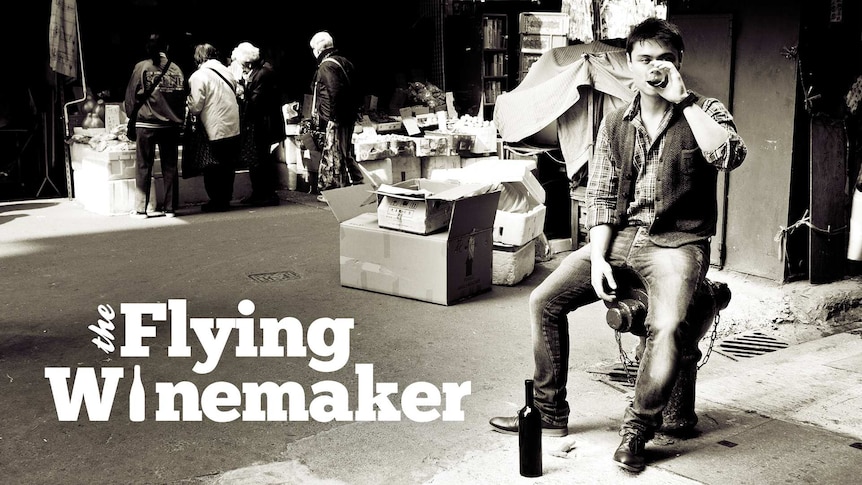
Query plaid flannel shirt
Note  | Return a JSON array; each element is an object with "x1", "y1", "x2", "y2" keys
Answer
[{"x1": 586, "y1": 93, "x2": 746, "y2": 230}]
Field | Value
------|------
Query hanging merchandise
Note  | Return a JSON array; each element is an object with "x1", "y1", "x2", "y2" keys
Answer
[
  {"x1": 561, "y1": 0, "x2": 595, "y2": 43},
  {"x1": 599, "y1": 0, "x2": 667, "y2": 40},
  {"x1": 845, "y1": 75, "x2": 862, "y2": 115}
]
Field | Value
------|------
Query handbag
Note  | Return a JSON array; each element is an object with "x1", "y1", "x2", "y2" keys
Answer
[
  {"x1": 180, "y1": 114, "x2": 216, "y2": 179},
  {"x1": 127, "y1": 60, "x2": 172, "y2": 142}
]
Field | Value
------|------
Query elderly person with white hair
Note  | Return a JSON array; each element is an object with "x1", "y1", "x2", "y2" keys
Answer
[
  {"x1": 307, "y1": 31, "x2": 363, "y2": 194},
  {"x1": 231, "y1": 41, "x2": 285, "y2": 206}
]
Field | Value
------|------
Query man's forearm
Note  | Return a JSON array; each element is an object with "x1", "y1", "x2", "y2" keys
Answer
[
  {"x1": 589, "y1": 224, "x2": 614, "y2": 263},
  {"x1": 681, "y1": 104, "x2": 730, "y2": 154}
]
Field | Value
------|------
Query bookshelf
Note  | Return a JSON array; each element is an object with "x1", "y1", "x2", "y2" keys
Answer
[{"x1": 481, "y1": 13, "x2": 508, "y2": 118}]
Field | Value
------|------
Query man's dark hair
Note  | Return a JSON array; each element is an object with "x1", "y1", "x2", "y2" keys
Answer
[
  {"x1": 626, "y1": 18, "x2": 685, "y2": 56},
  {"x1": 146, "y1": 33, "x2": 168, "y2": 64}
]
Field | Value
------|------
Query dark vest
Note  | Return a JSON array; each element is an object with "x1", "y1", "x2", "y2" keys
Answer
[{"x1": 605, "y1": 93, "x2": 717, "y2": 247}]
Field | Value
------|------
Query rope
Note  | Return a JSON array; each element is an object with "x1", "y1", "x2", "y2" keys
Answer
[{"x1": 773, "y1": 209, "x2": 848, "y2": 261}]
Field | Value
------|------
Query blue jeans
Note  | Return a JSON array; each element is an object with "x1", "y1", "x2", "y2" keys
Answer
[{"x1": 529, "y1": 226, "x2": 709, "y2": 439}]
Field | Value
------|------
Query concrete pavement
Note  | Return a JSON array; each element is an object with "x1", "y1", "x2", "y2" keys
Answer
[{"x1": 0, "y1": 192, "x2": 860, "y2": 485}]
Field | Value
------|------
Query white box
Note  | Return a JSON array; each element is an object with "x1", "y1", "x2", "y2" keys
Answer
[
  {"x1": 374, "y1": 179, "x2": 495, "y2": 235},
  {"x1": 81, "y1": 152, "x2": 137, "y2": 181},
  {"x1": 72, "y1": 164, "x2": 156, "y2": 215},
  {"x1": 358, "y1": 156, "x2": 422, "y2": 186},
  {"x1": 430, "y1": 158, "x2": 547, "y2": 246},
  {"x1": 493, "y1": 204, "x2": 547, "y2": 247},
  {"x1": 493, "y1": 239, "x2": 536, "y2": 286},
  {"x1": 323, "y1": 183, "x2": 501, "y2": 305}
]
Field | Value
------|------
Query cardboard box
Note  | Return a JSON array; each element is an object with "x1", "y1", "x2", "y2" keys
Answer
[
  {"x1": 455, "y1": 125, "x2": 497, "y2": 154},
  {"x1": 375, "y1": 121, "x2": 403, "y2": 133},
  {"x1": 430, "y1": 158, "x2": 547, "y2": 246},
  {"x1": 420, "y1": 155, "x2": 462, "y2": 179},
  {"x1": 374, "y1": 179, "x2": 496, "y2": 235},
  {"x1": 324, "y1": 183, "x2": 501, "y2": 305},
  {"x1": 493, "y1": 239, "x2": 536, "y2": 286},
  {"x1": 358, "y1": 156, "x2": 421, "y2": 186}
]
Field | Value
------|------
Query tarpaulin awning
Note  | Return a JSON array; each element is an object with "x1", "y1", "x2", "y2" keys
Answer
[{"x1": 494, "y1": 41, "x2": 636, "y2": 179}]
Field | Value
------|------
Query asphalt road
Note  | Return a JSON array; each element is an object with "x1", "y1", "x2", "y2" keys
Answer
[{"x1": 2, "y1": 195, "x2": 860, "y2": 485}]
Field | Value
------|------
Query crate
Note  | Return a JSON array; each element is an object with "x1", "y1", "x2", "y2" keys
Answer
[
  {"x1": 81, "y1": 152, "x2": 137, "y2": 181},
  {"x1": 73, "y1": 165, "x2": 156, "y2": 216},
  {"x1": 519, "y1": 12, "x2": 570, "y2": 36},
  {"x1": 520, "y1": 52, "x2": 542, "y2": 74},
  {"x1": 521, "y1": 34, "x2": 568, "y2": 53}
]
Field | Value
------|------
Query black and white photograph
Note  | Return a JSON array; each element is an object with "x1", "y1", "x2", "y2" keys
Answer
[{"x1": 1, "y1": 0, "x2": 861, "y2": 484}]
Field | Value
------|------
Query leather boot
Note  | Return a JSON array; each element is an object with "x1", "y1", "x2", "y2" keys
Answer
[{"x1": 613, "y1": 432, "x2": 646, "y2": 472}]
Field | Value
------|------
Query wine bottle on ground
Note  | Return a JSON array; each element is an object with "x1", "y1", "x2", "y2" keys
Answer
[{"x1": 519, "y1": 379, "x2": 542, "y2": 477}]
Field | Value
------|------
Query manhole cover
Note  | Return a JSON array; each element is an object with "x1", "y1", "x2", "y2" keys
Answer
[
  {"x1": 248, "y1": 271, "x2": 301, "y2": 283},
  {"x1": 717, "y1": 331, "x2": 789, "y2": 359}
]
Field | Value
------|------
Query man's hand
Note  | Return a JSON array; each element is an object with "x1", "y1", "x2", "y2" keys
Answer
[
  {"x1": 327, "y1": 120, "x2": 339, "y2": 130},
  {"x1": 649, "y1": 60, "x2": 688, "y2": 104},
  {"x1": 591, "y1": 258, "x2": 617, "y2": 302}
]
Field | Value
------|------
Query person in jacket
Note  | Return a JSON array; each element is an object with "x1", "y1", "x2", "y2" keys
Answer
[
  {"x1": 488, "y1": 18, "x2": 747, "y2": 473},
  {"x1": 186, "y1": 43, "x2": 241, "y2": 212},
  {"x1": 124, "y1": 33, "x2": 186, "y2": 218},
  {"x1": 232, "y1": 42, "x2": 285, "y2": 206},
  {"x1": 308, "y1": 31, "x2": 363, "y2": 194}
]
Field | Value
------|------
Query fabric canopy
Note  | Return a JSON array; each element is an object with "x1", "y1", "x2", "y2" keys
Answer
[{"x1": 494, "y1": 41, "x2": 636, "y2": 179}]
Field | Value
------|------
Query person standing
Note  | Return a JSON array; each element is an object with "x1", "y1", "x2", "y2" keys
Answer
[
  {"x1": 186, "y1": 43, "x2": 241, "y2": 212},
  {"x1": 124, "y1": 33, "x2": 186, "y2": 218},
  {"x1": 488, "y1": 18, "x2": 747, "y2": 472},
  {"x1": 232, "y1": 42, "x2": 285, "y2": 206},
  {"x1": 308, "y1": 31, "x2": 363, "y2": 195}
]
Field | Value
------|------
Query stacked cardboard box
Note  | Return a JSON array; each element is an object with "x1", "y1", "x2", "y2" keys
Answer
[{"x1": 324, "y1": 180, "x2": 500, "y2": 305}]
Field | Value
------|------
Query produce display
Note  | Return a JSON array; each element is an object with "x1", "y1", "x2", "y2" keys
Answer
[
  {"x1": 78, "y1": 91, "x2": 110, "y2": 129},
  {"x1": 407, "y1": 82, "x2": 447, "y2": 112}
]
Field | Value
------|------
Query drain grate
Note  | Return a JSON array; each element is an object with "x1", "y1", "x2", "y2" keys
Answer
[
  {"x1": 717, "y1": 331, "x2": 789, "y2": 359},
  {"x1": 589, "y1": 362, "x2": 639, "y2": 388},
  {"x1": 248, "y1": 270, "x2": 301, "y2": 283}
]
